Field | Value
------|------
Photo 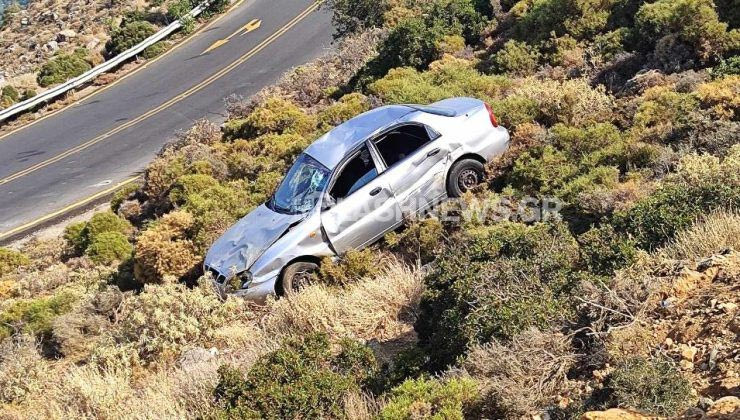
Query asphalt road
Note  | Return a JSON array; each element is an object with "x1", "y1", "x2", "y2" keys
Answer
[{"x1": 0, "y1": 0, "x2": 333, "y2": 240}]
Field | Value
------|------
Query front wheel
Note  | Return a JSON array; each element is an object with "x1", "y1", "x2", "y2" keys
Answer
[
  {"x1": 446, "y1": 159, "x2": 485, "y2": 197},
  {"x1": 280, "y1": 261, "x2": 319, "y2": 296}
]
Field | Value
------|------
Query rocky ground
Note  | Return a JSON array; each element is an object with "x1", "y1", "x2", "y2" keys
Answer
[{"x1": 0, "y1": 0, "x2": 175, "y2": 93}]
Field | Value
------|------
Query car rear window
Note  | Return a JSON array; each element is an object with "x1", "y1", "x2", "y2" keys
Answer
[{"x1": 374, "y1": 124, "x2": 435, "y2": 168}]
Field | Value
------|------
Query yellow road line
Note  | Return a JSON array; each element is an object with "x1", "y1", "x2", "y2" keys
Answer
[
  {"x1": 0, "y1": 1, "x2": 322, "y2": 188},
  {"x1": 0, "y1": 176, "x2": 141, "y2": 241},
  {"x1": 0, "y1": 0, "x2": 248, "y2": 144}
]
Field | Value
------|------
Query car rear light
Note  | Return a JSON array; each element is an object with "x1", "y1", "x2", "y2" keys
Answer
[{"x1": 484, "y1": 103, "x2": 499, "y2": 127}]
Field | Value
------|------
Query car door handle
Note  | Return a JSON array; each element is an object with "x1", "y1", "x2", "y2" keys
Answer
[
  {"x1": 427, "y1": 148, "x2": 441, "y2": 157},
  {"x1": 369, "y1": 187, "x2": 382, "y2": 196}
]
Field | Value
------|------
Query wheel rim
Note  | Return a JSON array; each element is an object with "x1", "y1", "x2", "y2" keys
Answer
[
  {"x1": 291, "y1": 269, "x2": 314, "y2": 292},
  {"x1": 458, "y1": 168, "x2": 480, "y2": 191}
]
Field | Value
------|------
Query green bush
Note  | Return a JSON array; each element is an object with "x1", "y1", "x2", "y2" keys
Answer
[
  {"x1": 635, "y1": 0, "x2": 737, "y2": 62},
  {"x1": 604, "y1": 357, "x2": 693, "y2": 416},
  {"x1": 379, "y1": 377, "x2": 479, "y2": 420},
  {"x1": 0, "y1": 291, "x2": 78, "y2": 340},
  {"x1": 324, "y1": 0, "x2": 389, "y2": 38},
  {"x1": 223, "y1": 97, "x2": 316, "y2": 139},
  {"x1": 212, "y1": 333, "x2": 377, "y2": 418},
  {"x1": 63, "y1": 221, "x2": 89, "y2": 256},
  {"x1": 142, "y1": 41, "x2": 168, "y2": 59},
  {"x1": 317, "y1": 92, "x2": 370, "y2": 127},
  {"x1": 36, "y1": 49, "x2": 92, "y2": 87},
  {"x1": 110, "y1": 183, "x2": 140, "y2": 213},
  {"x1": 579, "y1": 224, "x2": 637, "y2": 276},
  {"x1": 0, "y1": 248, "x2": 30, "y2": 277},
  {"x1": 507, "y1": 145, "x2": 579, "y2": 196},
  {"x1": 168, "y1": 173, "x2": 220, "y2": 206},
  {"x1": 416, "y1": 221, "x2": 584, "y2": 370},
  {"x1": 106, "y1": 20, "x2": 158, "y2": 57},
  {"x1": 492, "y1": 40, "x2": 541, "y2": 76},
  {"x1": 85, "y1": 232, "x2": 133, "y2": 265},
  {"x1": 711, "y1": 55, "x2": 740, "y2": 79},
  {"x1": 319, "y1": 248, "x2": 381, "y2": 286},
  {"x1": 0, "y1": 85, "x2": 20, "y2": 108},
  {"x1": 86, "y1": 211, "x2": 133, "y2": 242},
  {"x1": 385, "y1": 217, "x2": 444, "y2": 263}
]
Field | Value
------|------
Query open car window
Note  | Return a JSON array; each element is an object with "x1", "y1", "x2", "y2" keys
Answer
[
  {"x1": 373, "y1": 124, "x2": 436, "y2": 168},
  {"x1": 330, "y1": 146, "x2": 378, "y2": 199}
]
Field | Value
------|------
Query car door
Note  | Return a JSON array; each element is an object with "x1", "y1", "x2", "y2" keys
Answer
[
  {"x1": 321, "y1": 144, "x2": 402, "y2": 254},
  {"x1": 371, "y1": 123, "x2": 450, "y2": 215}
]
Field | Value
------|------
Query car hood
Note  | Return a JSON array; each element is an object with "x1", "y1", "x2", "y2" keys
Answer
[{"x1": 204, "y1": 204, "x2": 304, "y2": 277}]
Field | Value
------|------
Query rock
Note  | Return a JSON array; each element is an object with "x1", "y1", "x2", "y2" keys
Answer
[
  {"x1": 680, "y1": 360, "x2": 695, "y2": 370},
  {"x1": 707, "y1": 396, "x2": 740, "y2": 418},
  {"x1": 20, "y1": 17, "x2": 29, "y2": 26},
  {"x1": 57, "y1": 29, "x2": 78, "y2": 43},
  {"x1": 718, "y1": 302, "x2": 737, "y2": 313},
  {"x1": 179, "y1": 347, "x2": 218, "y2": 371},
  {"x1": 580, "y1": 408, "x2": 657, "y2": 419},
  {"x1": 680, "y1": 344, "x2": 698, "y2": 361},
  {"x1": 43, "y1": 41, "x2": 59, "y2": 53}
]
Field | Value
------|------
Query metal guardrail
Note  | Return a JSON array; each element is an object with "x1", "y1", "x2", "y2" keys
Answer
[{"x1": 0, "y1": 1, "x2": 214, "y2": 123}]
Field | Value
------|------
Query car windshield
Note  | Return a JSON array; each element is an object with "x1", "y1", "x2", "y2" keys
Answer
[{"x1": 269, "y1": 153, "x2": 330, "y2": 214}]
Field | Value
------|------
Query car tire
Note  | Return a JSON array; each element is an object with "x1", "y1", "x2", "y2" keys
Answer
[
  {"x1": 446, "y1": 158, "x2": 485, "y2": 197},
  {"x1": 280, "y1": 261, "x2": 319, "y2": 296}
]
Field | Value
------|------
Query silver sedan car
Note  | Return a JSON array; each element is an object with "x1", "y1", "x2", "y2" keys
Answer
[{"x1": 204, "y1": 97, "x2": 510, "y2": 300}]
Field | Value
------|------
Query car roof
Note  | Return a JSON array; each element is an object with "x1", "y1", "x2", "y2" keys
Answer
[{"x1": 305, "y1": 105, "x2": 415, "y2": 168}]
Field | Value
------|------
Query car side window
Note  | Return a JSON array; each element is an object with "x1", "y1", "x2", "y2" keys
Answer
[
  {"x1": 330, "y1": 146, "x2": 378, "y2": 199},
  {"x1": 374, "y1": 124, "x2": 435, "y2": 168}
]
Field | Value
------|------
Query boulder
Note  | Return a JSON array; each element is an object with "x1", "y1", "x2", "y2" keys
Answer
[
  {"x1": 57, "y1": 29, "x2": 77, "y2": 43},
  {"x1": 581, "y1": 408, "x2": 659, "y2": 420}
]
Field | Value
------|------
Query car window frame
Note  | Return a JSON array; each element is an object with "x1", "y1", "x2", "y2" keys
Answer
[
  {"x1": 368, "y1": 122, "x2": 441, "y2": 171},
  {"x1": 325, "y1": 143, "x2": 384, "y2": 201}
]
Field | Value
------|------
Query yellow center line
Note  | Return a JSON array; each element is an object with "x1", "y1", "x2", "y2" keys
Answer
[
  {"x1": 0, "y1": 1, "x2": 322, "y2": 189},
  {"x1": 0, "y1": 176, "x2": 141, "y2": 241}
]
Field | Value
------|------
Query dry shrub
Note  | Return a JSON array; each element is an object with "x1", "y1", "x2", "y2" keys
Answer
[
  {"x1": 0, "y1": 334, "x2": 44, "y2": 404},
  {"x1": 695, "y1": 75, "x2": 739, "y2": 120},
  {"x1": 241, "y1": 29, "x2": 386, "y2": 112},
  {"x1": 264, "y1": 261, "x2": 423, "y2": 342},
  {"x1": 19, "y1": 237, "x2": 65, "y2": 270},
  {"x1": 661, "y1": 210, "x2": 740, "y2": 260},
  {"x1": 114, "y1": 279, "x2": 242, "y2": 361},
  {"x1": 0, "y1": 247, "x2": 30, "y2": 278},
  {"x1": 511, "y1": 77, "x2": 613, "y2": 126},
  {"x1": 462, "y1": 328, "x2": 577, "y2": 418},
  {"x1": 320, "y1": 248, "x2": 385, "y2": 286},
  {"x1": 133, "y1": 210, "x2": 200, "y2": 284}
]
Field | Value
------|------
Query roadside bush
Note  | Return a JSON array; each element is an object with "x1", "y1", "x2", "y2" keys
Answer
[
  {"x1": 317, "y1": 92, "x2": 370, "y2": 127},
  {"x1": 110, "y1": 183, "x2": 140, "y2": 214},
  {"x1": 168, "y1": 174, "x2": 220, "y2": 206},
  {"x1": 604, "y1": 357, "x2": 693, "y2": 416},
  {"x1": 106, "y1": 20, "x2": 158, "y2": 57},
  {"x1": 0, "y1": 335, "x2": 44, "y2": 404},
  {"x1": 0, "y1": 291, "x2": 79, "y2": 340},
  {"x1": 63, "y1": 222, "x2": 89, "y2": 255},
  {"x1": 324, "y1": 0, "x2": 389, "y2": 38},
  {"x1": 491, "y1": 40, "x2": 540, "y2": 76},
  {"x1": 379, "y1": 377, "x2": 478, "y2": 420},
  {"x1": 385, "y1": 217, "x2": 444, "y2": 263},
  {"x1": 133, "y1": 210, "x2": 200, "y2": 284},
  {"x1": 37, "y1": 49, "x2": 92, "y2": 87},
  {"x1": 85, "y1": 232, "x2": 133, "y2": 265},
  {"x1": 86, "y1": 211, "x2": 133, "y2": 242},
  {"x1": 212, "y1": 333, "x2": 377, "y2": 418},
  {"x1": 416, "y1": 221, "x2": 584, "y2": 370},
  {"x1": 320, "y1": 248, "x2": 382, "y2": 286},
  {"x1": 0, "y1": 247, "x2": 30, "y2": 277},
  {"x1": 223, "y1": 97, "x2": 316, "y2": 139},
  {"x1": 114, "y1": 279, "x2": 239, "y2": 361},
  {"x1": 142, "y1": 41, "x2": 168, "y2": 59},
  {"x1": 0, "y1": 85, "x2": 19, "y2": 108}
]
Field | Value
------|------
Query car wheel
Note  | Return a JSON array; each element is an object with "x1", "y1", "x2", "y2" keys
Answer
[
  {"x1": 280, "y1": 261, "x2": 319, "y2": 296},
  {"x1": 446, "y1": 158, "x2": 485, "y2": 197}
]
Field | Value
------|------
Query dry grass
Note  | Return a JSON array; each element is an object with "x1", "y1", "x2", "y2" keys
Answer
[
  {"x1": 661, "y1": 210, "x2": 740, "y2": 260},
  {"x1": 461, "y1": 328, "x2": 578, "y2": 418},
  {"x1": 262, "y1": 260, "x2": 424, "y2": 342}
]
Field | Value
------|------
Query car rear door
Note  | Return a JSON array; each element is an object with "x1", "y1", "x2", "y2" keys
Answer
[
  {"x1": 370, "y1": 123, "x2": 450, "y2": 215},
  {"x1": 321, "y1": 144, "x2": 402, "y2": 254}
]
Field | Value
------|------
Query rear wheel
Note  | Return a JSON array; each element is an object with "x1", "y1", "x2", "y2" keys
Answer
[
  {"x1": 446, "y1": 158, "x2": 485, "y2": 197},
  {"x1": 280, "y1": 261, "x2": 319, "y2": 296}
]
